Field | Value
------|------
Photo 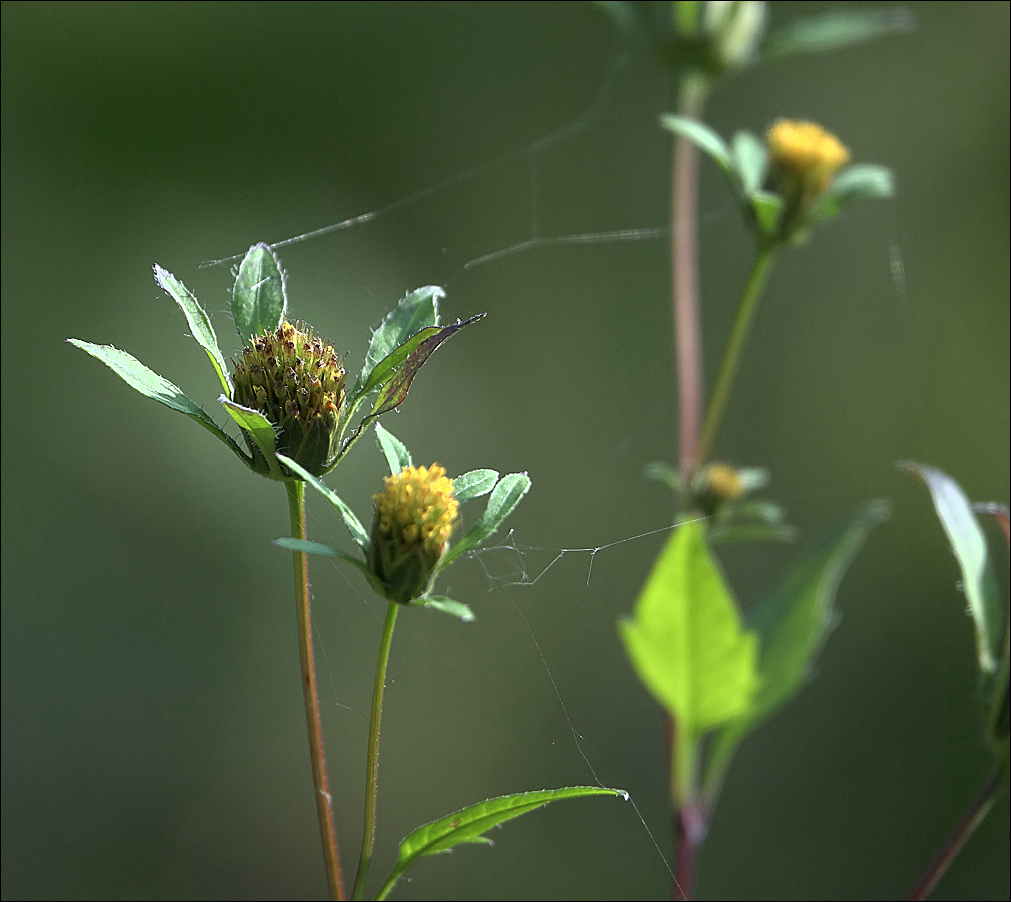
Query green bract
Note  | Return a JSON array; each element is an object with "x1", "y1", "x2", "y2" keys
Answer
[{"x1": 69, "y1": 243, "x2": 481, "y2": 481}]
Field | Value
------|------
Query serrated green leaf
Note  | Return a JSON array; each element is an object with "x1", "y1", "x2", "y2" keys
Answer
[
  {"x1": 221, "y1": 397, "x2": 282, "y2": 480},
  {"x1": 355, "y1": 286, "x2": 444, "y2": 393},
  {"x1": 453, "y1": 469, "x2": 499, "y2": 504},
  {"x1": 762, "y1": 8, "x2": 914, "y2": 61},
  {"x1": 440, "y1": 472, "x2": 532, "y2": 570},
  {"x1": 369, "y1": 315, "x2": 485, "y2": 419},
  {"x1": 68, "y1": 339, "x2": 246, "y2": 462},
  {"x1": 899, "y1": 463, "x2": 1003, "y2": 673},
  {"x1": 417, "y1": 595, "x2": 476, "y2": 622},
  {"x1": 376, "y1": 786, "x2": 626, "y2": 901},
  {"x1": 276, "y1": 453, "x2": 369, "y2": 549},
  {"x1": 374, "y1": 422, "x2": 412, "y2": 474},
  {"x1": 660, "y1": 115, "x2": 735, "y2": 179},
  {"x1": 732, "y1": 130, "x2": 768, "y2": 196},
  {"x1": 619, "y1": 520, "x2": 758, "y2": 738},
  {"x1": 153, "y1": 265, "x2": 233, "y2": 396},
  {"x1": 232, "y1": 243, "x2": 286, "y2": 339}
]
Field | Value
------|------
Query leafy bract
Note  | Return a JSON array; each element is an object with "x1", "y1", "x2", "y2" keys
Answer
[
  {"x1": 376, "y1": 786, "x2": 626, "y2": 901},
  {"x1": 153, "y1": 265, "x2": 232, "y2": 396},
  {"x1": 274, "y1": 536, "x2": 385, "y2": 596},
  {"x1": 704, "y1": 501, "x2": 889, "y2": 798},
  {"x1": 418, "y1": 595, "x2": 475, "y2": 622},
  {"x1": 440, "y1": 472, "x2": 532, "y2": 570},
  {"x1": 220, "y1": 397, "x2": 281, "y2": 479},
  {"x1": 899, "y1": 462, "x2": 1003, "y2": 674},
  {"x1": 374, "y1": 422, "x2": 413, "y2": 475},
  {"x1": 68, "y1": 340, "x2": 245, "y2": 462},
  {"x1": 660, "y1": 115, "x2": 734, "y2": 179},
  {"x1": 231, "y1": 243, "x2": 286, "y2": 340},
  {"x1": 452, "y1": 469, "x2": 499, "y2": 504},
  {"x1": 619, "y1": 520, "x2": 758, "y2": 740},
  {"x1": 276, "y1": 453, "x2": 369, "y2": 549},
  {"x1": 355, "y1": 286, "x2": 443, "y2": 393}
]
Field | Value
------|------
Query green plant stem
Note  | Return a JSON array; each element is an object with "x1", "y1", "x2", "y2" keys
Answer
[
  {"x1": 286, "y1": 479, "x2": 346, "y2": 901},
  {"x1": 352, "y1": 601, "x2": 400, "y2": 901},
  {"x1": 908, "y1": 768, "x2": 1004, "y2": 901},
  {"x1": 695, "y1": 246, "x2": 777, "y2": 467}
]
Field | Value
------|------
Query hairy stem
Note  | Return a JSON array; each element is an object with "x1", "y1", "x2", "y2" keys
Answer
[
  {"x1": 696, "y1": 245, "x2": 777, "y2": 466},
  {"x1": 352, "y1": 601, "x2": 400, "y2": 900},
  {"x1": 287, "y1": 479, "x2": 346, "y2": 901},
  {"x1": 909, "y1": 768, "x2": 1004, "y2": 901}
]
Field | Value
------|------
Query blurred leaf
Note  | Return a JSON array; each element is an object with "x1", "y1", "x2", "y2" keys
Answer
[
  {"x1": 750, "y1": 191, "x2": 783, "y2": 240},
  {"x1": 369, "y1": 315, "x2": 485, "y2": 419},
  {"x1": 231, "y1": 243, "x2": 286, "y2": 339},
  {"x1": 153, "y1": 265, "x2": 232, "y2": 396},
  {"x1": 453, "y1": 469, "x2": 500, "y2": 504},
  {"x1": 899, "y1": 463, "x2": 1003, "y2": 673},
  {"x1": 660, "y1": 115, "x2": 735, "y2": 180},
  {"x1": 441, "y1": 472, "x2": 532, "y2": 570},
  {"x1": 276, "y1": 453, "x2": 369, "y2": 549},
  {"x1": 732, "y1": 130, "x2": 768, "y2": 196},
  {"x1": 374, "y1": 422, "x2": 413, "y2": 474},
  {"x1": 68, "y1": 339, "x2": 245, "y2": 461},
  {"x1": 709, "y1": 522, "x2": 798, "y2": 545},
  {"x1": 762, "y1": 8, "x2": 914, "y2": 60},
  {"x1": 355, "y1": 286, "x2": 444, "y2": 393},
  {"x1": 221, "y1": 397, "x2": 281, "y2": 479},
  {"x1": 644, "y1": 461, "x2": 681, "y2": 493},
  {"x1": 376, "y1": 786, "x2": 626, "y2": 901},
  {"x1": 619, "y1": 520, "x2": 758, "y2": 737},
  {"x1": 418, "y1": 595, "x2": 475, "y2": 622},
  {"x1": 818, "y1": 165, "x2": 895, "y2": 218}
]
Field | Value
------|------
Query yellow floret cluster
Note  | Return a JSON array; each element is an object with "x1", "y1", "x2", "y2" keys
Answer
[
  {"x1": 373, "y1": 464, "x2": 460, "y2": 555},
  {"x1": 767, "y1": 119, "x2": 851, "y2": 193}
]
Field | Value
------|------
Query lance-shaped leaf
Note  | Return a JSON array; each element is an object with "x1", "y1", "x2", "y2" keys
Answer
[
  {"x1": 355, "y1": 286, "x2": 444, "y2": 393},
  {"x1": 761, "y1": 8, "x2": 914, "y2": 61},
  {"x1": 68, "y1": 340, "x2": 246, "y2": 462},
  {"x1": 452, "y1": 469, "x2": 499, "y2": 504},
  {"x1": 417, "y1": 595, "x2": 475, "y2": 622},
  {"x1": 899, "y1": 462, "x2": 1003, "y2": 674},
  {"x1": 619, "y1": 520, "x2": 758, "y2": 740},
  {"x1": 221, "y1": 397, "x2": 281, "y2": 480},
  {"x1": 376, "y1": 787, "x2": 626, "y2": 901},
  {"x1": 660, "y1": 115, "x2": 735, "y2": 181},
  {"x1": 440, "y1": 472, "x2": 532, "y2": 570},
  {"x1": 356, "y1": 325, "x2": 442, "y2": 398},
  {"x1": 274, "y1": 536, "x2": 386, "y2": 596},
  {"x1": 374, "y1": 422, "x2": 413, "y2": 474},
  {"x1": 704, "y1": 501, "x2": 889, "y2": 800},
  {"x1": 368, "y1": 314, "x2": 485, "y2": 420},
  {"x1": 276, "y1": 453, "x2": 369, "y2": 549},
  {"x1": 817, "y1": 164, "x2": 895, "y2": 219},
  {"x1": 154, "y1": 265, "x2": 233, "y2": 396},
  {"x1": 232, "y1": 243, "x2": 286, "y2": 340}
]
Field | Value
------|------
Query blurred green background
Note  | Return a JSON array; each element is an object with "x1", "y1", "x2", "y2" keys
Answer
[{"x1": 2, "y1": 2, "x2": 1008, "y2": 899}]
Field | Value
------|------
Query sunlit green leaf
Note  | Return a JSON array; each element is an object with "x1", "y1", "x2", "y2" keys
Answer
[
  {"x1": 232, "y1": 243, "x2": 287, "y2": 339},
  {"x1": 68, "y1": 339, "x2": 245, "y2": 461},
  {"x1": 619, "y1": 520, "x2": 758, "y2": 736},
  {"x1": 355, "y1": 286, "x2": 444, "y2": 393},
  {"x1": 153, "y1": 265, "x2": 232, "y2": 396},
  {"x1": 417, "y1": 595, "x2": 475, "y2": 622},
  {"x1": 440, "y1": 472, "x2": 532, "y2": 570},
  {"x1": 376, "y1": 786, "x2": 626, "y2": 901},
  {"x1": 221, "y1": 397, "x2": 281, "y2": 479},
  {"x1": 355, "y1": 326, "x2": 442, "y2": 398},
  {"x1": 453, "y1": 469, "x2": 499, "y2": 504},
  {"x1": 761, "y1": 8, "x2": 914, "y2": 61},
  {"x1": 276, "y1": 453, "x2": 369, "y2": 549},
  {"x1": 274, "y1": 536, "x2": 385, "y2": 595},
  {"x1": 899, "y1": 463, "x2": 1003, "y2": 673},
  {"x1": 374, "y1": 422, "x2": 412, "y2": 474}
]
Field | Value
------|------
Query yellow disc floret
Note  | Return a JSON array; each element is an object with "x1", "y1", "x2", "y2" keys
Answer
[{"x1": 767, "y1": 119, "x2": 850, "y2": 193}]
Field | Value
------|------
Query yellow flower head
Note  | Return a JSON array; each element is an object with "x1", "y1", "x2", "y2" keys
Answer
[
  {"x1": 369, "y1": 464, "x2": 460, "y2": 603},
  {"x1": 767, "y1": 119, "x2": 850, "y2": 195}
]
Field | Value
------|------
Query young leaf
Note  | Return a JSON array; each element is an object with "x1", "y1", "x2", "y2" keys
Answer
[
  {"x1": 153, "y1": 265, "x2": 233, "y2": 396},
  {"x1": 374, "y1": 422, "x2": 413, "y2": 474},
  {"x1": 705, "y1": 500, "x2": 890, "y2": 799},
  {"x1": 817, "y1": 164, "x2": 895, "y2": 218},
  {"x1": 368, "y1": 315, "x2": 485, "y2": 419},
  {"x1": 452, "y1": 469, "x2": 499, "y2": 504},
  {"x1": 619, "y1": 520, "x2": 758, "y2": 737},
  {"x1": 68, "y1": 340, "x2": 245, "y2": 461},
  {"x1": 731, "y1": 130, "x2": 768, "y2": 197},
  {"x1": 221, "y1": 397, "x2": 282, "y2": 480},
  {"x1": 659, "y1": 115, "x2": 735, "y2": 180},
  {"x1": 274, "y1": 537, "x2": 386, "y2": 596},
  {"x1": 376, "y1": 787, "x2": 626, "y2": 901},
  {"x1": 761, "y1": 8, "x2": 914, "y2": 61},
  {"x1": 899, "y1": 463, "x2": 1003, "y2": 674},
  {"x1": 417, "y1": 595, "x2": 476, "y2": 622},
  {"x1": 275, "y1": 453, "x2": 369, "y2": 549},
  {"x1": 355, "y1": 286, "x2": 445, "y2": 393},
  {"x1": 440, "y1": 472, "x2": 532, "y2": 570},
  {"x1": 232, "y1": 243, "x2": 286, "y2": 340}
]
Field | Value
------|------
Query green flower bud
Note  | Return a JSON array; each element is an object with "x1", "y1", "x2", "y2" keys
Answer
[
  {"x1": 368, "y1": 464, "x2": 460, "y2": 604},
  {"x1": 232, "y1": 321, "x2": 346, "y2": 478}
]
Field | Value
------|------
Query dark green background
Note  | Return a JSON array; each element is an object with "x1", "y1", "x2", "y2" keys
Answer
[{"x1": 3, "y1": 2, "x2": 1008, "y2": 899}]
